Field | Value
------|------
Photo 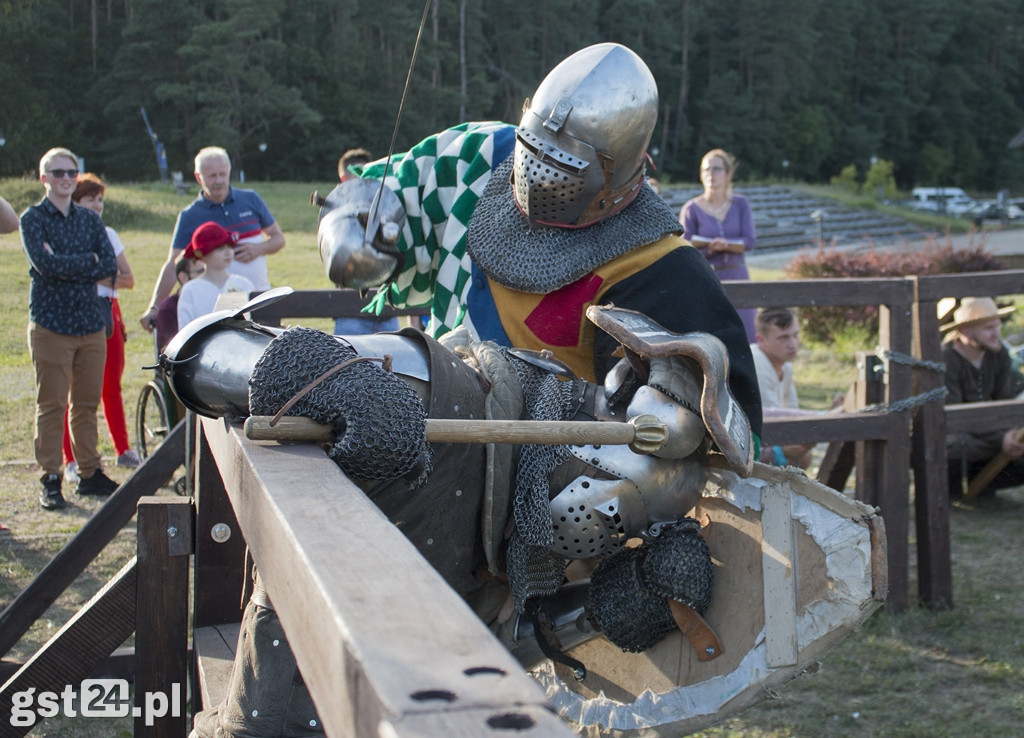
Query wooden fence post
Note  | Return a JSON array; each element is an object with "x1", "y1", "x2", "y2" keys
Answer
[
  {"x1": 135, "y1": 497, "x2": 193, "y2": 737},
  {"x1": 910, "y1": 278, "x2": 954, "y2": 609},
  {"x1": 874, "y1": 302, "x2": 915, "y2": 613},
  {"x1": 193, "y1": 419, "x2": 247, "y2": 630}
]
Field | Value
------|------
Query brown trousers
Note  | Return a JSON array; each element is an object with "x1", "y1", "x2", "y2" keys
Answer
[{"x1": 28, "y1": 322, "x2": 106, "y2": 477}]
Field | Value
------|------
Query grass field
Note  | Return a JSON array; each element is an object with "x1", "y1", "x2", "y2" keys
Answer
[{"x1": 2, "y1": 178, "x2": 1023, "y2": 736}]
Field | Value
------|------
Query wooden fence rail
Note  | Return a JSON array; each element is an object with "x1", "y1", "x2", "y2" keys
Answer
[{"x1": 195, "y1": 416, "x2": 573, "y2": 738}]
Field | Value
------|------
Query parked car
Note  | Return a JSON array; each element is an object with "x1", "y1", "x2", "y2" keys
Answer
[
  {"x1": 965, "y1": 201, "x2": 1024, "y2": 224},
  {"x1": 909, "y1": 187, "x2": 977, "y2": 216}
]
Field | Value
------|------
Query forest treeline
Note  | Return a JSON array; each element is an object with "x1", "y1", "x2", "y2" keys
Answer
[{"x1": 1, "y1": 0, "x2": 1022, "y2": 191}]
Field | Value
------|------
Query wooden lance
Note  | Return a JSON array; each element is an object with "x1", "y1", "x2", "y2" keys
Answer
[
  {"x1": 966, "y1": 427, "x2": 1024, "y2": 498},
  {"x1": 243, "y1": 414, "x2": 670, "y2": 455}
]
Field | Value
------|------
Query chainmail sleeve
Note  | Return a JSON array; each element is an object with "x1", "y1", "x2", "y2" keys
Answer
[{"x1": 248, "y1": 326, "x2": 432, "y2": 486}]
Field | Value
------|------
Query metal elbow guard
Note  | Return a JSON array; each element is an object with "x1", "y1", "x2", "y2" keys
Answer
[{"x1": 316, "y1": 178, "x2": 404, "y2": 290}]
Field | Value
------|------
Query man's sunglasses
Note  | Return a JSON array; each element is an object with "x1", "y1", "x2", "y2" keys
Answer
[{"x1": 47, "y1": 169, "x2": 79, "y2": 179}]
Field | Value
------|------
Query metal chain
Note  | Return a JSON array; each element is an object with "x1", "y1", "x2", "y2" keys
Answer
[
  {"x1": 858, "y1": 386, "x2": 948, "y2": 414},
  {"x1": 873, "y1": 345, "x2": 946, "y2": 373},
  {"x1": 854, "y1": 346, "x2": 948, "y2": 413}
]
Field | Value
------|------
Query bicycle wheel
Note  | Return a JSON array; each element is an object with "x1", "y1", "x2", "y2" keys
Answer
[{"x1": 136, "y1": 380, "x2": 171, "y2": 458}]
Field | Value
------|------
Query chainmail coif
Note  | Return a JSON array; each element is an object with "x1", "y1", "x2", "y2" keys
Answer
[{"x1": 249, "y1": 327, "x2": 432, "y2": 486}]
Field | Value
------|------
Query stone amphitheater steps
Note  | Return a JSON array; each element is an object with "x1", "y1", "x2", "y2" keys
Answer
[{"x1": 664, "y1": 185, "x2": 922, "y2": 253}]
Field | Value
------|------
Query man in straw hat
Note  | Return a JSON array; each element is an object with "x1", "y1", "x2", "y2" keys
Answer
[{"x1": 942, "y1": 296, "x2": 1024, "y2": 496}]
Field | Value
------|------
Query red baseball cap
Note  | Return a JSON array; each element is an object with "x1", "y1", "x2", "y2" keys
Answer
[{"x1": 184, "y1": 222, "x2": 238, "y2": 259}]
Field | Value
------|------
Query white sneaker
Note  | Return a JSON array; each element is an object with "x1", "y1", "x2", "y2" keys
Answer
[
  {"x1": 63, "y1": 461, "x2": 80, "y2": 485},
  {"x1": 117, "y1": 449, "x2": 142, "y2": 468}
]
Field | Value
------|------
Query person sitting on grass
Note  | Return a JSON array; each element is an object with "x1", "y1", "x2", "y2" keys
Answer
[
  {"x1": 176, "y1": 222, "x2": 255, "y2": 330},
  {"x1": 155, "y1": 255, "x2": 204, "y2": 353},
  {"x1": 751, "y1": 306, "x2": 841, "y2": 469}
]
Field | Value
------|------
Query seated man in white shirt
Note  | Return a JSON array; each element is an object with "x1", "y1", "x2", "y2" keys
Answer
[{"x1": 750, "y1": 306, "x2": 817, "y2": 468}]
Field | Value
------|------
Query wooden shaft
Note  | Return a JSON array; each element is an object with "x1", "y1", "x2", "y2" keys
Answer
[
  {"x1": 966, "y1": 426, "x2": 1024, "y2": 498},
  {"x1": 244, "y1": 415, "x2": 664, "y2": 451},
  {"x1": 426, "y1": 418, "x2": 637, "y2": 446}
]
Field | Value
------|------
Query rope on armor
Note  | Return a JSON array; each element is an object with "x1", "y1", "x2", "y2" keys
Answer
[
  {"x1": 269, "y1": 354, "x2": 394, "y2": 426},
  {"x1": 249, "y1": 327, "x2": 432, "y2": 486}
]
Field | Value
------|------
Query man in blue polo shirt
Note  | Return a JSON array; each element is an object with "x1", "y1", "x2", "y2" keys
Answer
[{"x1": 140, "y1": 146, "x2": 285, "y2": 331}]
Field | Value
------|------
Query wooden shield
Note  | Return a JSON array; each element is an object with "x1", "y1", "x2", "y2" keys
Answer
[{"x1": 531, "y1": 459, "x2": 887, "y2": 736}]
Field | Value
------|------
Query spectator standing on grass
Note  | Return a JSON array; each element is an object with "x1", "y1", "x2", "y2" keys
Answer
[
  {"x1": 155, "y1": 256, "x2": 204, "y2": 353},
  {"x1": 140, "y1": 146, "x2": 284, "y2": 331},
  {"x1": 942, "y1": 297, "x2": 1024, "y2": 496},
  {"x1": 177, "y1": 222, "x2": 255, "y2": 328},
  {"x1": 333, "y1": 147, "x2": 400, "y2": 336},
  {"x1": 20, "y1": 148, "x2": 120, "y2": 510},
  {"x1": 679, "y1": 149, "x2": 758, "y2": 341},
  {"x1": 62, "y1": 174, "x2": 140, "y2": 485},
  {"x1": 750, "y1": 307, "x2": 837, "y2": 469}
]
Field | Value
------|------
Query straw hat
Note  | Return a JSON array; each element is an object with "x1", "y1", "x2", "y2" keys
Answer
[{"x1": 939, "y1": 296, "x2": 1015, "y2": 333}]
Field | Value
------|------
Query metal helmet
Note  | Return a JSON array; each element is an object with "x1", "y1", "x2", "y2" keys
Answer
[
  {"x1": 513, "y1": 43, "x2": 658, "y2": 228},
  {"x1": 316, "y1": 178, "x2": 404, "y2": 290}
]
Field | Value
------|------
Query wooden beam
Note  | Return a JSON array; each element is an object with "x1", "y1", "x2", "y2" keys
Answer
[
  {"x1": 915, "y1": 270, "x2": 1024, "y2": 301},
  {"x1": 723, "y1": 277, "x2": 912, "y2": 309},
  {"x1": 910, "y1": 285, "x2": 953, "y2": 609},
  {"x1": 198, "y1": 417, "x2": 574, "y2": 738},
  {"x1": 761, "y1": 412, "x2": 892, "y2": 445},
  {"x1": 135, "y1": 497, "x2": 193, "y2": 737},
  {"x1": 193, "y1": 426, "x2": 247, "y2": 629},
  {"x1": 853, "y1": 353, "x2": 885, "y2": 511},
  {"x1": 816, "y1": 439, "x2": 856, "y2": 492},
  {"x1": 0, "y1": 559, "x2": 137, "y2": 737},
  {"x1": 881, "y1": 302, "x2": 915, "y2": 612},
  {"x1": 0, "y1": 422, "x2": 185, "y2": 658},
  {"x1": 945, "y1": 399, "x2": 1024, "y2": 433}
]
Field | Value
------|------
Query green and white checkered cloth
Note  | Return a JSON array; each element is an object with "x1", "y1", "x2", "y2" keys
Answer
[{"x1": 361, "y1": 121, "x2": 515, "y2": 337}]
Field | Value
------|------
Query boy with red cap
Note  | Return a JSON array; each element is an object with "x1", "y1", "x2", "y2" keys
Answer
[{"x1": 176, "y1": 222, "x2": 255, "y2": 329}]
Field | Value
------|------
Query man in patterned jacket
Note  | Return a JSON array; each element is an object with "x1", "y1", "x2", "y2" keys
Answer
[{"x1": 20, "y1": 147, "x2": 120, "y2": 509}]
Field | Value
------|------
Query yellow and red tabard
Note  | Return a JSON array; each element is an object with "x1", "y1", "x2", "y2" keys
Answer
[{"x1": 488, "y1": 235, "x2": 683, "y2": 383}]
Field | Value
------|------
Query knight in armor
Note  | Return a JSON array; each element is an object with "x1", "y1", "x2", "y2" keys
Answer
[{"x1": 188, "y1": 42, "x2": 763, "y2": 737}]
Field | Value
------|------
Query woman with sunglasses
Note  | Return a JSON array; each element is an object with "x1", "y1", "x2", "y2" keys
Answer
[{"x1": 678, "y1": 149, "x2": 758, "y2": 341}]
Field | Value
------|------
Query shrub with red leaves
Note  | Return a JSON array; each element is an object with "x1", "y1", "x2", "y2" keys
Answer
[{"x1": 784, "y1": 242, "x2": 1007, "y2": 342}]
